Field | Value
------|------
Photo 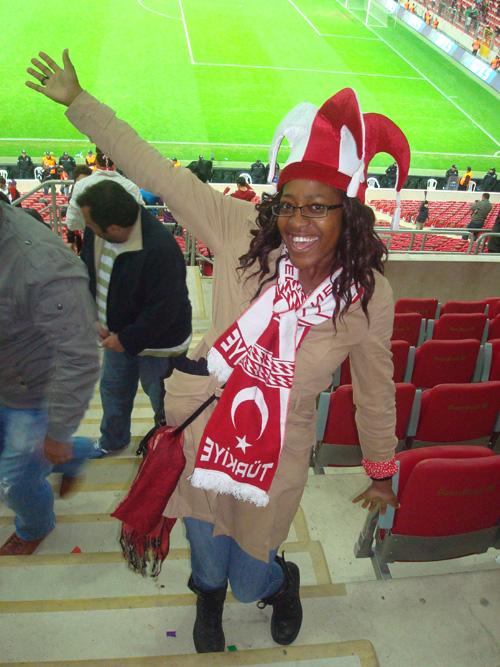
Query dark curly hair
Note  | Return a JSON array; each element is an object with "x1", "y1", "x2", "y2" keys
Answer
[{"x1": 238, "y1": 189, "x2": 387, "y2": 327}]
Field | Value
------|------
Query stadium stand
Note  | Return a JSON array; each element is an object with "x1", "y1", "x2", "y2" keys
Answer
[
  {"x1": 354, "y1": 446, "x2": 500, "y2": 579},
  {"x1": 395, "y1": 297, "x2": 440, "y2": 319},
  {"x1": 407, "y1": 339, "x2": 481, "y2": 388},
  {"x1": 427, "y1": 312, "x2": 488, "y2": 341},
  {"x1": 481, "y1": 339, "x2": 500, "y2": 381},
  {"x1": 392, "y1": 312, "x2": 426, "y2": 346},
  {"x1": 406, "y1": 381, "x2": 500, "y2": 448},
  {"x1": 440, "y1": 300, "x2": 488, "y2": 315},
  {"x1": 314, "y1": 383, "x2": 417, "y2": 469}
]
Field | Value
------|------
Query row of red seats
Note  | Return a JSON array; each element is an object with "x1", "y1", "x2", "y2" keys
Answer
[
  {"x1": 354, "y1": 445, "x2": 500, "y2": 577},
  {"x1": 372, "y1": 200, "x2": 499, "y2": 231},
  {"x1": 315, "y1": 381, "x2": 500, "y2": 468},
  {"x1": 395, "y1": 297, "x2": 500, "y2": 319},
  {"x1": 336, "y1": 338, "x2": 500, "y2": 390}
]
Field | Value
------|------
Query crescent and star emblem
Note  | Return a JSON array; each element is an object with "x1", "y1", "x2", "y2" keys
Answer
[{"x1": 230, "y1": 386, "x2": 269, "y2": 452}]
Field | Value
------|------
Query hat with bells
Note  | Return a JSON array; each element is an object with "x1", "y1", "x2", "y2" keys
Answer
[{"x1": 267, "y1": 88, "x2": 410, "y2": 229}]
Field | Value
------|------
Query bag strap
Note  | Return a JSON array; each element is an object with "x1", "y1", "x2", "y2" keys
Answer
[
  {"x1": 172, "y1": 393, "x2": 217, "y2": 436},
  {"x1": 136, "y1": 393, "x2": 217, "y2": 456}
]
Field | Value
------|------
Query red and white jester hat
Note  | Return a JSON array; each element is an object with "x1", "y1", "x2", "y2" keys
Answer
[{"x1": 267, "y1": 88, "x2": 410, "y2": 228}]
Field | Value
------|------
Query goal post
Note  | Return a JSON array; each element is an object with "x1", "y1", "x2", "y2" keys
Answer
[{"x1": 344, "y1": 0, "x2": 398, "y2": 27}]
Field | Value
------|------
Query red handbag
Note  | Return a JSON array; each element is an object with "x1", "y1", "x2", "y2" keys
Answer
[{"x1": 112, "y1": 393, "x2": 216, "y2": 577}]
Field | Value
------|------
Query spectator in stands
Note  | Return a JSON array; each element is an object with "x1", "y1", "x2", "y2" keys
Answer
[
  {"x1": 42, "y1": 150, "x2": 57, "y2": 178},
  {"x1": 8, "y1": 179, "x2": 21, "y2": 203},
  {"x1": 480, "y1": 167, "x2": 497, "y2": 191},
  {"x1": 41, "y1": 150, "x2": 58, "y2": 194},
  {"x1": 65, "y1": 148, "x2": 143, "y2": 231},
  {"x1": 458, "y1": 166, "x2": 473, "y2": 190},
  {"x1": 415, "y1": 200, "x2": 429, "y2": 230},
  {"x1": 171, "y1": 157, "x2": 181, "y2": 168},
  {"x1": 28, "y1": 51, "x2": 408, "y2": 654},
  {"x1": 385, "y1": 161, "x2": 397, "y2": 187},
  {"x1": 187, "y1": 155, "x2": 213, "y2": 183},
  {"x1": 0, "y1": 176, "x2": 8, "y2": 197},
  {"x1": 250, "y1": 159, "x2": 267, "y2": 184},
  {"x1": 140, "y1": 188, "x2": 163, "y2": 216},
  {"x1": 445, "y1": 164, "x2": 459, "y2": 190},
  {"x1": 58, "y1": 151, "x2": 76, "y2": 179},
  {"x1": 72, "y1": 164, "x2": 92, "y2": 183},
  {"x1": 491, "y1": 54, "x2": 500, "y2": 69},
  {"x1": 432, "y1": 16, "x2": 439, "y2": 27},
  {"x1": 85, "y1": 149, "x2": 97, "y2": 170},
  {"x1": 472, "y1": 38, "x2": 481, "y2": 54},
  {"x1": 223, "y1": 176, "x2": 258, "y2": 202},
  {"x1": 0, "y1": 202, "x2": 100, "y2": 556},
  {"x1": 17, "y1": 150, "x2": 34, "y2": 178},
  {"x1": 464, "y1": 192, "x2": 492, "y2": 240},
  {"x1": 75, "y1": 180, "x2": 192, "y2": 455},
  {"x1": 487, "y1": 211, "x2": 500, "y2": 253}
]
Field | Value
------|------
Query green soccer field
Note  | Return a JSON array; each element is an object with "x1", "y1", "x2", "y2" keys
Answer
[{"x1": 1, "y1": 0, "x2": 499, "y2": 173}]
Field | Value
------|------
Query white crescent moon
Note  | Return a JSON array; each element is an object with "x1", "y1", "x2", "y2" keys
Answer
[{"x1": 230, "y1": 387, "x2": 269, "y2": 439}]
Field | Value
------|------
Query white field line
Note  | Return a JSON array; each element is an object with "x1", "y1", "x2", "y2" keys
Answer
[
  {"x1": 195, "y1": 60, "x2": 422, "y2": 80},
  {"x1": 136, "y1": 0, "x2": 181, "y2": 21},
  {"x1": 320, "y1": 33, "x2": 380, "y2": 39},
  {"x1": 287, "y1": 0, "x2": 321, "y2": 34},
  {"x1": 0, "y1": 137, "x2": 497, "y2": 157},
  {"x1": 178, "y1": 0, "x2": 195, "y2": 64},
  {"x1": 331, "y1": 0, "x2": 500, "y2": 148}
]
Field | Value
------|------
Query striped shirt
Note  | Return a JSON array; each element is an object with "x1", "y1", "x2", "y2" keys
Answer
[{"x1": 96, "y1": 241, "x2": 121, "y2": 327}]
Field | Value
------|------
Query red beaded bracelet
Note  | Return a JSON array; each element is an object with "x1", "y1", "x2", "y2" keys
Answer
[{"x1": 362, "y1": 457, "x2": 398, "y2": 479}]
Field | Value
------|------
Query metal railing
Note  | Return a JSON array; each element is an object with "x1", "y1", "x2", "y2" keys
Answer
[
  {"x1": 374, "y1": 227, "x2": 500, "y2": 254},
  {"x1": 11, "y1": 185, "x2": 499, "y2": 260}
]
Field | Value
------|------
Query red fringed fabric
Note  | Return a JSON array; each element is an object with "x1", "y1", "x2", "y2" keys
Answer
[{"x1": 111, "y1": 426, "x2": 186, "y2": 577}]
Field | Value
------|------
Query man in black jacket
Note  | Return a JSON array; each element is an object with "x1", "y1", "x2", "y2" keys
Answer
[
  {"x1": 77, "y1": 180, "x2": 192, "y2": 454},
  {"x1": 17, "y1": 150, "x2": 34, "y2": 178}
]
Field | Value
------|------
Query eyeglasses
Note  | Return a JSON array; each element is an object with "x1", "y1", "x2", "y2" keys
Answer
[{"x1": 271, "y1": 202, "x2": 343, "y2": 219}]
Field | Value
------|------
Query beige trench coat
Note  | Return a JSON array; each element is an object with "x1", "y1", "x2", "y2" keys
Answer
[{"x1": 67, "y1": 93, "x2": 397, "y2": 562}]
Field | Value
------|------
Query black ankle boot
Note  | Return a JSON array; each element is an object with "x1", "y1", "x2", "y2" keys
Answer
[
  {"x1": 257, "y1": 553, "x2": 303, "y2": 645},
  {"x1": 188, "y1": 576, "x2": 227, "y2": 653}
]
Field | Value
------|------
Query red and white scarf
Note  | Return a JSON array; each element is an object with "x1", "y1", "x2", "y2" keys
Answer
[{"x1": 190, "y1": 255, "x2": 359, "y2": 507}]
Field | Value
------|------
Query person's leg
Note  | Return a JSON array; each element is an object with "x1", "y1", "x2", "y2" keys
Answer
[
  {"x1": 99, "y1": 350, "x2": 139, "y2": 453},
  {"x1": 52, "y1": 436, "x2": 104, "y2": 479},
  {"x1": 227, "y1": 542, "x2": 283, "y2": 603},
  {"x1": 0, "y1": 405, "x2": 54, "y2": 544},
  {"x1": 184, "y1": 518, "x2": 230, "y2": 653},
  {"x1": 227, "y1": 542, "x2": 302, "y2": 646},
  {"x1": 138, "y1": 356, "x2": 175, "y2": 425},
  {"x1": 184, "y1": 517, "x2": 231, "y2": 590}
]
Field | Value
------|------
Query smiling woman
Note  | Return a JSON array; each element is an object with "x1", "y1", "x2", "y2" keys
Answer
[{"x1": 25, "y1": 50, "x2": 410, "y2": 654}]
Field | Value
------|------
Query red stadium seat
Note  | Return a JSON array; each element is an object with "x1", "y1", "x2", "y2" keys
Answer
[
  {"x1": 392, "y1": 313, "x2": 425, "y2": 346},
  {"x1": 408, "y1": 381, "x2": 500, "y2": 447},
  {"x1": 408, "y1": 339, "x2": 480, "y2": 388},
  {"x1": 485, "y1": 297, "x2": 500, "y2": 319},
  {"x1": 395, "y1": 298, "x2": 439, "y2": 319},
  {"x1": 488, "y1": 315, "x2": 500, "y2": 340},
  {"x1": 440, "y1": 300, "x2": 488, "y2": 315},
  {"x1": 355, "y1": 446, "x2": 500, "y2": 577},
  {"x1": 481, "y1": 339, "x2": 500, "y2": 381},
  {"x1": 335, "y1": 340, "x2": 411, "y2": 386},
  {"x1": 315, "y1": 383, "x2": 416, "y2": 468},
  {"x1": 428, "y1": 313, "x2": 487, "y2": 342}
]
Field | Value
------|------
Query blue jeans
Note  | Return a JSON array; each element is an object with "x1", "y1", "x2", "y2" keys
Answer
[
  {"x1": 0, "y1": 405, "x2": 102, "y2": 541},
  {"x1": 184, "y1": 518, "x2": 284, "y2": 603},
  {"x1": 99, "y1": 350, "x2": 174, "y2": 453}
]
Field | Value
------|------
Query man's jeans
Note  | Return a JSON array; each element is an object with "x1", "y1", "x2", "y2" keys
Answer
[
  {"x1": 99, "y1": 350, "x2": 174, "y2": 453},
  {"x1": 0, "y1": 404, "x2": 101, "y2": 541},
  {"x1": 184, "y1": 517, "x2": 284, "y2": 602}
]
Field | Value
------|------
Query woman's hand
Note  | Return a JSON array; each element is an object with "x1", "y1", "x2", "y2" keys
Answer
[
  {"x1": 26, "y1": 49, "x2": 83, "y2": 107},
  {"x1": 352, "y1": 479, "x2": 400, "y2": 515}
]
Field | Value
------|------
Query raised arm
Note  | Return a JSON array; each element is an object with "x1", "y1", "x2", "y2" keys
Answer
[{"x1": 26, "y1": 50, "x2": 256, "y2": 254}]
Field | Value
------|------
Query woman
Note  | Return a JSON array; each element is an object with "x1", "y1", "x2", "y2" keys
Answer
[{"x1": 26, "y1": 50, "x2": 408, "y2": 653}]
